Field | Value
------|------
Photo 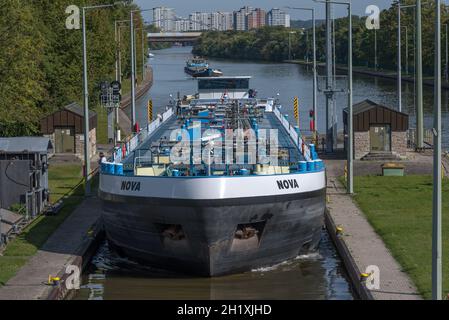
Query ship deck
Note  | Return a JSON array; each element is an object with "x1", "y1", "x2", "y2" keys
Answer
[{"x1": 122, "y1": 111, "x2": 306, "y2": 169}]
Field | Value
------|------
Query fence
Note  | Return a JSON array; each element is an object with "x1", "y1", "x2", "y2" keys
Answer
[
  {"x1": 112, "y1": 108, "x2": 174, "y2": 163},
  {"x1": 273, "y1": 107, "x2": 312, "y2": 161},
  {"x1": 407, "y1": 128, "x2": 433, "y2": 149}
]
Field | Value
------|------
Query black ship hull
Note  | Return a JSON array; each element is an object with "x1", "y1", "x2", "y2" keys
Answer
[
  {"x1": 100, "y1": 189, "x2": 326, "y2": 277},
  {"x1": 184, "y1": 66, "x2": 216, "y2": 78}
]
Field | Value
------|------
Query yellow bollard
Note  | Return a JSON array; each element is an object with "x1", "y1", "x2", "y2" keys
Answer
[
  {"x1": 336, "y1": 226, "x2": 344, "y2": 235},
  {"x1": 360, "y1": 273, "x2": 371, "y2": 282}
]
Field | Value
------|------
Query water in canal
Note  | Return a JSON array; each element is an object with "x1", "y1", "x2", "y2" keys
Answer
[
  {"x1": 131, "y1": 46, "x2": 449, "y2": 148},
  {"x1": 76, "y1": 46, "x2": 448, "y2": 300},
  {"x1": 75, "y1": 231, "x2": 352, "y2": 300}
]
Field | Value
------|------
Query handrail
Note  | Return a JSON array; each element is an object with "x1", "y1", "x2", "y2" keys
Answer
[
  {"x1": 273, "y1": 107, "x2": 312, "y2": 161},
  {"x1": 111, "y1": 107, "x2": 175, "y2": 164}
]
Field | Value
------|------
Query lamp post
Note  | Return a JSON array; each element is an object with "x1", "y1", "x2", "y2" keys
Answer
[
  {"x1": 398, "y1": 3, "x2": 402, "y2": 112},
  {"x1": 403, "y1": 26, "x2": 409, "y2": 76},
  {"x1": 114, "y1": 19, "x2": 132, "y2": 144},
  {"x1": 445, "y1": 23, "x2": 448, "y2": 81},
  {"x1": 285, "y1": 6, "x2": 318, "y2": 140},
  {"x1": 130, "y1": 8, "x2": 156, "y2": 132},
  {"x1": 82, "y1": 2, "x2": 127, "y2": 195},
  {"x1": 416, "y1": 0, "x2": 424, "y2": 150},
  {"x1": 398, "y1": 2, "x2": 416, "y2": 115},
  {"x1": 374, "y1": 28, "x2": 378, "y2": 71},
  {"x1": 432, "y1": 0, "x2": 442, "y2": 301},
  {"x1": 314, "y1": 0, "x2": 353, "y2": 194},
  {"x1": 288, "y1": 31, "x2": 296, "y2": 60}
]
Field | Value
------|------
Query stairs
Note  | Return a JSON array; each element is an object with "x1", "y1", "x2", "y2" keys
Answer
[{"x1": 361, "y1": 152, "x2": 402, "y2": 161}]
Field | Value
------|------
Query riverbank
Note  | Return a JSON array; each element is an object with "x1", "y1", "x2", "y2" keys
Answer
[
  {"x1": 286, "y1": 59, "x2": 449, "y2": 90},
  {"x1": 324, "y1": 156, "x2": 422, "y2": 300},
  {"x1": 0, "y1": 196, "x2": 103, "y2": 300},
  {"x1": 0, "y1": 67, "x2": 155, "y2": 299},
  {"x1": 118, "y1": 67, "x2": 153, "y2": 138}
]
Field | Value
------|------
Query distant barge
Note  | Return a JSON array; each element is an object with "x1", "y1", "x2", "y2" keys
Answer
[{"x1": 184, "y1": 57, "x2": 223, "y2": 77}]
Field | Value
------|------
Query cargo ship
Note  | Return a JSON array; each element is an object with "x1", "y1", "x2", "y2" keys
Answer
[{"x1": 99, "y1": 76, "x2": 326, "y2": 276}]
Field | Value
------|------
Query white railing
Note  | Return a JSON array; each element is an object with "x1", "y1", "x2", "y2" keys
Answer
[
  {"x1": 112, "y1": 108, "x2": 175, "y2": 163},
  {"x1": 273, "y1": 107, "x2": 311, "y2": 161}
]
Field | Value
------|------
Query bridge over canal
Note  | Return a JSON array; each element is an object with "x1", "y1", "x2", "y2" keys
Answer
[{"x1": 147, "y1": 32, "x2": 202, "y2": 43}]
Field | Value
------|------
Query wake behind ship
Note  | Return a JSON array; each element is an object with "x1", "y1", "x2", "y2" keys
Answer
[{"x1": 99, "y1": 76, "x2": 326, "y2": 276}]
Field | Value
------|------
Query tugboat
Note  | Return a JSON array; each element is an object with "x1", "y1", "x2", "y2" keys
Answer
[{"x1": 99, "y1": 76, "x2": 326, "y2": 276}]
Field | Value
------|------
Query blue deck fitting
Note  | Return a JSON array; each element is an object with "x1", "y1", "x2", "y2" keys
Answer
[
  {"x1": 115, "y1": 163, "x2": 124, "y2": 176},
  {"x1": 306, "y1": 161, "x2": 314, "y2": 172},
  {"x1": 298, "y1": 161, "x2": 307, "y2": 172}
]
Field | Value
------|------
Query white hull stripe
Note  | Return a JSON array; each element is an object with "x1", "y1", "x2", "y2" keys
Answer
[{"x1": 100, "y1": 171, "x2": 326, "y2": 200}]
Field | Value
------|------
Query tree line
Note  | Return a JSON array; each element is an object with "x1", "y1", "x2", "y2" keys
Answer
[
  {"x1": 0, "y1": 0, "x2": 146, "y2": 137},
  {"x1": 193, "y1": 0, "x2": 449, "y2": 76}
]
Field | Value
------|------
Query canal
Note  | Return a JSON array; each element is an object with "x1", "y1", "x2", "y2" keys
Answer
[
  {"x1": 134, "y1": 46, "x2": 449, "y2": 148},
  {"x1": 75, "y1": 45, "x2": 448, "y2": 300}
]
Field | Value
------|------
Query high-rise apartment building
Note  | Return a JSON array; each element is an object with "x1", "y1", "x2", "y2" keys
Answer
[
  {"x1": 233, "y1": 6, "x2": 253, "y2": 31},
  {"x1": 153, "y1": 7, "x2": 176, "y2": 32},
  {"x1": 266, "y1": 8, "x2": 290, "y2": 27},
  {"x1": 210, "y1": 12, "x2": 234, "y2": 31},
  {"x1": 189, "y1": 12, "x2": 210, "y2": 31},
  {"x1": 174, "y1": 18, "x2": 191, "y2": 32},
  {"x1": 247, "y1": 8, "x2": 266, "y2": 29}
]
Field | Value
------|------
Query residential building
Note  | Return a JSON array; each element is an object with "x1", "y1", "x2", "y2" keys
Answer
[
  {"x1": 247, "y1": 8, "x2": 266, "y2": 29},
  {"x1": 233, "y1": 6, "x2": 253, "y2": 31},
  {"x1": 267, "y1": 8, "x2": 290, "y2": 27},
  {"x1": 153, "y1": 7, "x2": 176, "y2": 32},
  {"x1": 189, "y1": 12, "x2": 210, "y2": 31},
  {"x1": 210, "y1": 12, "x2": 234, "y2": 31},
  {"x1": 175, "y1": 18, "x2": 191, "y2": 32}
]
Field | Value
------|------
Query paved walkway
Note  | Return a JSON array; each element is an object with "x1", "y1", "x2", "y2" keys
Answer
[
  {"x1": 0, "y1": 197, "x2": 102, "y2": 300},
  {"x1": 325, "y1": 159, "x2": 422, "y2": 300}
]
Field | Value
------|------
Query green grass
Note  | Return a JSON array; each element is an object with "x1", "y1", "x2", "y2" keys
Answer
[
  {"x1": 93, "y1": 105, "x2": 108, "y2": 145},
  {"x1": 344, "y1": 175, "x2": 449, "y2": 299},
  {"x1": 0, "y1": 164, "x2": 84, "y2": 286}
]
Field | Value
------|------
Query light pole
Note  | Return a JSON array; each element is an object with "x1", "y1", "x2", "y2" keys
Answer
[
  {"x1": 398, "y1": 3, "x2": 402, "y2": 112},
  {"x1": 432, "y1": 0, "x2": 442, "y2": 301},
  {"x1": 416, "y1": 0, "x2": 424, "y2": 150},
  {"x1": 130, "y1": 8, "x2": 155, "y2": 132},
  {"x1": 403, "y1": 26, "x2": 409, "y2": 76},
  {"x1": 82, "y1": 2, "x2": 126, "y2": 195},
  {"x1": 374, "y1": 28, "x2": 378, "y2": 71},
  {"x1": 315, "y1": 0, "x2": 353, "y2": 194},
  {"x1": 285, "y1": 6, "x2": 318, "y2": 140},
  {"x1": 445, "y1": 23, "x2": 448, "y2": 81},
  {"x1": 114, "y1": 19, "x2": 132, "y2": 144},
  {"x1": 288, "y1": 31, "x2": 296, "y2": 61},
  {"x1": 398, "y1": 2, "x2": 416, "y2": 114}
]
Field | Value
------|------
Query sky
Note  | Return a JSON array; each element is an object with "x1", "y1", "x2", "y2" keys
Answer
[{"x1": 134, "y1": 0, "x2": 394, "y2": 21}]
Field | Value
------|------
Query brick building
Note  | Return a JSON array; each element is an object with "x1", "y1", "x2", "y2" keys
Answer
[{"x1": 343, "y1": 100, "x2": 409, "y2": 160}]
